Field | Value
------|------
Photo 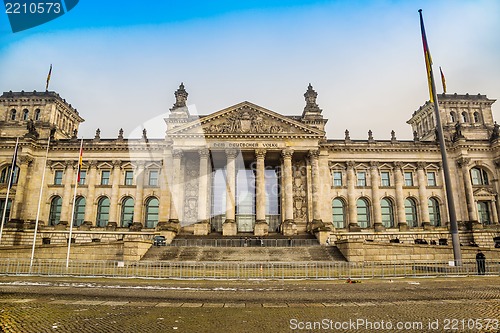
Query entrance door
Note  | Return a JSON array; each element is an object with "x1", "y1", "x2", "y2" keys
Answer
[{"x1": 236, "y1": 169, "x2": 255, "y2": 232}]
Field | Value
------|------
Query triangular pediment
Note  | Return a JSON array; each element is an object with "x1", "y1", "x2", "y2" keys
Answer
[
  {"x1": 473, "y1": 187, "x2": 496, "y2": 197},
  {"x1": 167, "y1": 101, "x2": 324, "y2": 138}
]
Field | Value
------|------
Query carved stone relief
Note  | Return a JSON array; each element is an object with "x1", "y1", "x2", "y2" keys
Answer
[
  {"x1": 183, "y1": 157, "x2": 199, "y2": 223},
  {"x1": 292, "y1": 160, "x2": 307, "y2": 221},
  {"x1": 204, "y1": 108, "x2": 287, "y2": 134}
]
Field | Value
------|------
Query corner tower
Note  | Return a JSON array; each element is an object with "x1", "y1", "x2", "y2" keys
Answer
[
  {"x1": 0, "y1": 90, "x2": 84, "y2": 139},
  {"x1": 407, "y1": 93, "x2": 496, "y2": 141}
]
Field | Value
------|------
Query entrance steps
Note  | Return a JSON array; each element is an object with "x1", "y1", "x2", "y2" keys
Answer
[{"x1": 140, "y1": 245, "x2": 347, "y2": 262}]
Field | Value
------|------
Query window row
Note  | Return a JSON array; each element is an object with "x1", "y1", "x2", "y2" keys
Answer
[
  {"x1": 449, "y1": 110, "x2": 481, "y2": 124},
  {"x1": 9, "y1": 108, "x2": 41, "y2": 121},
  {"x1": 332, "y1": 197, "x2": 441, "y2": 228},
  {"x1": 48, "y1": 196, "x2": 160, "y2": 228},
  {"x1": 53, "y1": 169, "x2": 160, "y2": 186},
  {"x1": 332, "y1": 171, "x2": 437, "y2": 187}
]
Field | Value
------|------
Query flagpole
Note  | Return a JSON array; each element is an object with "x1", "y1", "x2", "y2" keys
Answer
[
  {"x1": 29, "y1": 136, "x2": 51, "y2": 271},
  {"x1": 66, "y1": 139, "x2": 83, "y2": 268},
  {"x1": 419, "y1": 9, "x2": 462, "y2": 265},
  {"x1": 0, "y1": 138, "x2": 19, "y2": 245}
]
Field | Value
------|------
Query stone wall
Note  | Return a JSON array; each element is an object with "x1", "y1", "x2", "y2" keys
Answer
[
  {"x1": 0, "y1": 240, "x2": 152, "y2": 261},
  {"x1": 324, "y1": 229, "x2": 500, "y2": 248},
  {"x1": 0, "y1": 228, "x2": 155, "y2": 247},
  {"x1": 336, "y1": 239, "x2": 500, "y2": 262}
]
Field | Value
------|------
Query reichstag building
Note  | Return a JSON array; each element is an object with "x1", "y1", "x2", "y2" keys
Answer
[{"x1": 1, "y1": 84, "x2": 499, "y2": 248}]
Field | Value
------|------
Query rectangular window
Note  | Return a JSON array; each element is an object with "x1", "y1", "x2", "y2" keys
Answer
[
  {"x1": 124, "y1": 170, "x2": 134, "y2": 185},
  {"x1": 427, "y1": 172, "x2": 436, "y2": 186},
  {"x1": 148, "y1": 170, "x2": 159, "y2": 186},
  {"x1": 78, "y1": 170, "x2": 86, "y2": 185},
  {"x1": 54, "y1": 170, "x2": 63, "y2": 185},
  {"x1": 333, "y1": 171, "x2": 342, "y2": 186},
  {"x1": 404, "y1": 172, "x2": 413, "y2": 186},
  {"x1": 381, "y1": 171, "x2": 390, "y2": 186},
  {"x1": 101, "y1": 170, "x2": 110, "y2": 185},
  {"x1": 357, "y1": 172, "x2": 366, "y2": 186}
]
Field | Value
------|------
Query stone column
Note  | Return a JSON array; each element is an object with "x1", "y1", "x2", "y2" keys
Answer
[
  {"x1": 370, "y1": 162, "x2": 383, "y2": 231},
  {"x1": 109, "y1": 160, "x2": 121, "y2": 226},
  {"x1": 281, "y1": 149, "x2": 296, "y2": 235},
  {"x1": 417, "y1": 162, "x2": 431, "y2": 229},
  {"x1": 457, "y1": 158, "x2": 478, "y2": 223},
  {"x1": 346, "y1": 161, "x2": 360, "y2": 231},
  {"x1": 133, "y1": 161, "x2": 145, "y2": 227},
  {"x1": 158, "y1": 150, "x2": 170, "y2": 224},
  {"x1": 13, "y1": 156, "x2": 32, "y2": 220},
  {"x1": 194, "y1": 148, "x2": 210, "y2": 235},
  {"x1": 168, "y1": 150, "x2": 183, "y2": 228},
  {"x1": 60, "y1": 161, "x2": 75, "y2": 224},
  {"x1": 491, "y1": 199, "x2": 499, "y2": 224},
  {"x1": 84, "y1": 161, "x2": 97, "y2": 225},
  {"x1": 308, "y1": 149, "x2": 324, "y2": 231},
  {"x1": 254, "y1": 149, "x2": 268, "y2": 236},
  {"x1": 394, "y1": 162, "x2": 408, "y2": 230},
  {"x1": 223, "y1": 149, "x2": 237, "y2": 236}
]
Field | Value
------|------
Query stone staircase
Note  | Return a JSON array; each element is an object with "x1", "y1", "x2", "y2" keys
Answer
[{"x1": 140, "y1": 245, "x2": 347, "y2": 262}]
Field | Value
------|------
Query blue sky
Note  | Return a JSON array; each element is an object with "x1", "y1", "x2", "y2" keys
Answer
[{"x1": 1, "y1": 0, "x2": 499, "y2": 139}]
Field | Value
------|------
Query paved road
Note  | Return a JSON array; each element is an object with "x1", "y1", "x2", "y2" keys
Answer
[{"x1": 0, "y1": 276, "x2": 499, "y2": 332}]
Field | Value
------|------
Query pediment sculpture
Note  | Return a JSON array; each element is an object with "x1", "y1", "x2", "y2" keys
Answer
[{"x1": 204, "y1": 109, "x2": 285, "y2": 134}]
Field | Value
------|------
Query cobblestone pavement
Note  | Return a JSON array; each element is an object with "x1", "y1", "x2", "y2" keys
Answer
[{"x1": 0, "y1": 276, "x2": 499, "y2": 332}]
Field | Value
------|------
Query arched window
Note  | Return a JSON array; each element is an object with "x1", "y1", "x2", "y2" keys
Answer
[
  {"x1": 470, "y1": 167, "x2": 489, "y2": 185},
  {"x1": 49, "y1": 196, "x2": 62, "y2": 225},
  {"x1": 473, "y1": 112, "x2": 480, "y2": 123},
  {"x1": 405, "y1": 198, "x2": 418, "y2": 227},
  {"x1": 10, "y1": 109, "x2": 16, "y2": 121},
  {"x1": 428, "y1": 197, "x2": 441, "y2": 226},
  {"x1": 22, "y1": 109, "x2": 29, "y2": 121},
  {"x1": 0, "y1": 165, "x2": 19, "y2": 185},
  {"x1": 34, "y1": 109, "x2": 41, "y2": 121},
  {"x1": 96, "y1": 197, "x2": 110, "y2": 227},
  {"x1": 121, "y1": 196, "x2": 134, "y2": 227},
  {"x1": 356, "y1": 198, "x2": 370, "y2": 228},
  {"x1": 73, "y1": 197, "x2": 86, "y2": 226},
  {"x1": 332, "y1": 198, "x2": 346, "y2": 228},
  {"x1": 381, "y1": 198, "x2": 394, "y2": 228},
  {"x1": 461, "y1": 112, "x2": 468, "y2": 123},
  {"x1": 145, "y1": 197, "x2": 159, "y2": 228},
  {"x1": 450, "y1": 112, "x2": 456, "y2": 123}
]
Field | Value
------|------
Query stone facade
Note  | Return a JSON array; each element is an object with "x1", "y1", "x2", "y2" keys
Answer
[{"x1": 0, "y1": 85, "x2": 500, "y2": 248}]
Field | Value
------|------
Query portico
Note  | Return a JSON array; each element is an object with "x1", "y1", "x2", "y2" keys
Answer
[{"x1": 164, "y1": 84, "x2": 327, "y2": 236}]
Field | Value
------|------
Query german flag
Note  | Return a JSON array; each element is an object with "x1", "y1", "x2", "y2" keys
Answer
[
  {"x1": 439, "y1": 66, "x2": 447, "y2": 94},
  {"x1": 419, "y1": 10, "x2": 434, "y2": 103}
]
